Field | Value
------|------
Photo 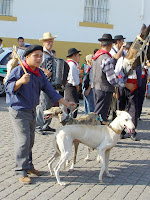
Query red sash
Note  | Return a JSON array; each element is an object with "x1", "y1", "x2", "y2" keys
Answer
[
  {"x1": 92, "y1": 49, "x2": 112, "y2": 60},
  {"x1": 67, "y1": 59, "x2": 78, "y2": 66},
  {"x1": 22, "y1": 60, "x2": 41, "y2": 77},
  {"x1": 126, "y1": 78, "x2": 137, "y2": 93}
]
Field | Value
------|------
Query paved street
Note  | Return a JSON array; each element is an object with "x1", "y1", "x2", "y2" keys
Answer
[{"x1": 0, "y1": 96, "x2": 150, "y2": 200}]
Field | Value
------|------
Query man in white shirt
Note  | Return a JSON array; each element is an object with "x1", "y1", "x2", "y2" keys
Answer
[
  {"x1": 116, "y1": 42, "x2": 139, "y2": 141},
  {"x1": 110, "y1": 35, "x2": 126, "y2": 68},
  {"x1": 109, "y1": 35, "x2": 127, "y2": 120},
  {"x1": 65, "y1": 48, "x2": 81, "y2": 118}
]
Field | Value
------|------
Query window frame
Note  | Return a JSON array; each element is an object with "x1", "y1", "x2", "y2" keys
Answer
[
  {"x1": 80, "y1": 0, "x2": 113, "y2": 29},
  {"x1": 0, "y1": 0, "x2": 17, "y2": 21}
]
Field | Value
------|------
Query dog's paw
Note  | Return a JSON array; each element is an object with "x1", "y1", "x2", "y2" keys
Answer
[
  {"x1": 84, "y1": 157, "x2": 90, "y2": 162},
  {"x1": 50, "y1": 172, "x2": 54, "y2": 176},
  {"x1": 58, "y1": 182, "x2": 66, "y2": 186},
  {"x1": 96, "y1": 157, "x2": 100, "y2": 163},
  {"x1": 68, "y1": 168, "x2": 74, "y2": 172},
  {"x1": 99, "y1": 179, "x2": 103, "y2": 184},
  {"x1": 106, "y1": 173, "x2": 115, "y2": 178}
]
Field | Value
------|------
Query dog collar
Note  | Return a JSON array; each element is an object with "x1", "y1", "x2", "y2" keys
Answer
[{"x1": 109, "y1": 125, "x2": 122, "y2": 135}]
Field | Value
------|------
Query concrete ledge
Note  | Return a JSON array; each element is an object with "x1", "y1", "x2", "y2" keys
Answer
[{"x1": 79, "y1": 21, "x2": 114, "y2": 29}]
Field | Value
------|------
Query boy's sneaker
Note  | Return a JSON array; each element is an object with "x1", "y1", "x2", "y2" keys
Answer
[
  {"x1": 18, "y1": 176, "x2": 31, "y2": 184},
  {"x1": 27, "y1": 169, "x2": 41, "y2": 176}
]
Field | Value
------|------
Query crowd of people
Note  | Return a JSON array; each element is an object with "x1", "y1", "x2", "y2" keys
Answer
[{"x1": 2, "y1": 32, "x2": 150, "y2": 184}]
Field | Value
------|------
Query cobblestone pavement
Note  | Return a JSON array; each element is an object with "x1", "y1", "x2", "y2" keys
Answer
[{"x1": 0, "y1": 96, "x2": 150, "y2": 200}]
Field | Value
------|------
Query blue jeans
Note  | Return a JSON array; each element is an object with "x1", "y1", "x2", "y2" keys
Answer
[{"x1": 83, "y1": 88, "x2": 95, "y2": 114}]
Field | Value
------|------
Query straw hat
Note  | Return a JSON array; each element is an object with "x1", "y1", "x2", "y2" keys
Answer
[{"x1": 39, "y1": 32, "x2": 57, "y2": 41}]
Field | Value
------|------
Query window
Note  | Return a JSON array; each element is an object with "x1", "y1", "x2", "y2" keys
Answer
[
  {"x1": 83, "y1": 0, "x2": 110, "y2": 24},
  {"x1": 0, "y1": 0, "x2": 13, "y2": 16}
]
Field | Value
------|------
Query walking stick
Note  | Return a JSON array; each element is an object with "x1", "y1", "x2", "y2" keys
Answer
[{"x1": 12, "y1": 45, "x2": 27, "y2": 74}]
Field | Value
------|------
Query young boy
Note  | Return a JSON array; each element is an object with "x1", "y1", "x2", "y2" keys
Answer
[
  {"x1": 5, "y1": 45, "x2": 76, "y2": 184},
  {"x1": 65, "y1": 48, "x2": 81, "y2": 118}
]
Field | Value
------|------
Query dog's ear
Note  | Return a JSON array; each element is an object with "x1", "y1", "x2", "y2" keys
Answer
[{"x1": 116, "y1": 110, "x2": 122, "y2": 116}]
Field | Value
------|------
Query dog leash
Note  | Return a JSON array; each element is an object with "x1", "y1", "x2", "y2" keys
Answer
[
  {"x1": 96, "y1": 114, "x2": 110, "y2": 126},
  {"x1": 61, "y1": 106, "x2": 79, "y2": 125},
  {"x1": 67, "y1": 106, "x2": 79, "y2": 116}
]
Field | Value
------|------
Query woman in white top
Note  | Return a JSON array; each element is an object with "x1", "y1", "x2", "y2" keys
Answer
[{"x1": 65, "y1": 48, "x2": 81, "y2": 118}]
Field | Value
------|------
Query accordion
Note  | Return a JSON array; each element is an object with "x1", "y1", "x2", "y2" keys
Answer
[{"x1": 43, "y1": 57, "x2": 69, "y2": 90}]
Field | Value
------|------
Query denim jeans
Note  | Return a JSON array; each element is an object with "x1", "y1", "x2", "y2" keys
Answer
[{"x1": 83, "y1": 88, "x2": 95, "y2": 114}]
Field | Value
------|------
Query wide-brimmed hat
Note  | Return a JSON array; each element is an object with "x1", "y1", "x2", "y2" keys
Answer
[
  {"x1": 124, "y1": 42, "x2": 133, "y2": 49},
  {"x1": 114, "y1": 35, "x2": 126, "y2": 40},
  {"x1": 23, "y1": 45, "x2": 43, "y2": 57},
  {"x1": 66, "y1": 48, "x2": 81, "y2": 57},
  {"x1": 39, "y1": 32, "x2": 57, "y2": 41},
  {"x1": 98, "y1": 34, "x2": 115, "y2": 42}
]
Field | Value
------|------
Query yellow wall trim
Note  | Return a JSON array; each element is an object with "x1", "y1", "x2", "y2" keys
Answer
[
  {"x1": 0, "y1": 16, "x2": 17, "y2": 21},
  {"x1": 2, "y1": 37, "x2": 100, "y2": 65},
  {"x1": 79, "y1": 22, "x2": 114, "y2": 29}
]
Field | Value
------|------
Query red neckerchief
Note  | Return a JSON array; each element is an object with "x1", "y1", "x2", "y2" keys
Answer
[
  {"x1": 86, "y1": 65, "x2": 92, "y2": 73},
  {"x1": 92, "y1": 49, "x2": 112, "y2": 60},
  {"x1": 22, "y1": 60, "x2": 41, "y2": 77},
  {"x1": 67, "y1": 59, "x2": 78, "y2": 66}
]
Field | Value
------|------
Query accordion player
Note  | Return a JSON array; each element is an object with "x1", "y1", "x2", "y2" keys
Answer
[{"x1": 43, "y1": 57, "x2": 69, "y2": 90}]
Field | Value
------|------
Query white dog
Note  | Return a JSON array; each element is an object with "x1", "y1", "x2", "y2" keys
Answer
[
  {"x1": 44, "y1": 107, "x2": 102, "y2": 169},
  {"x1": 46, "y1": 110, "x2": 135, "y2": 185}
]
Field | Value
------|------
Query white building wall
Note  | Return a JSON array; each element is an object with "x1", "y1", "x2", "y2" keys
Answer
[{"x1": 0, "y1": 0, "x2": 150, "y2": 43}]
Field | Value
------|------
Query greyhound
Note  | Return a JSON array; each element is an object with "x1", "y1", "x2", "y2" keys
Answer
[
  {"x1": 44, "y1": 109, "x2": 135, "y2": 185},
  {"x1": 44, "y1": 107, "x2": 102, "y2": 169}
]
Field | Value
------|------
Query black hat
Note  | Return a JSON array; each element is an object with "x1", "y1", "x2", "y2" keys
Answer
[
  {"x1": 23, "y1": 45, "x2": 43, "y2": 57},
  {"x1": 98, "y1": 34, "x2": 115, "y2": 42},
  {"x1": 114, "y1": 35, "x2": 126, "y2": 40},
  {"x1": 66, "y1": 48, "x2": 81, "y2": 57},
  {"x1": 124, "y1": 42, "x2": 133, "y2": 49}
]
